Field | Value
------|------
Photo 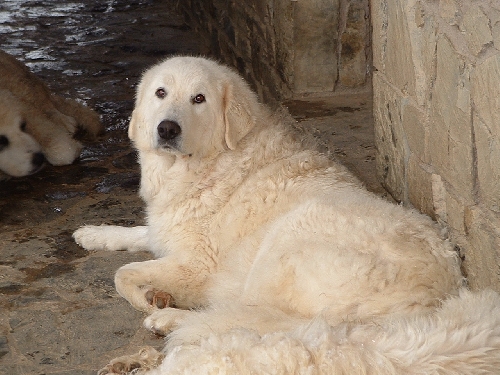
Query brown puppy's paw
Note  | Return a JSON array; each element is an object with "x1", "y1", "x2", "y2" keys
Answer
[
  {"x1": 98, "y1": 346, "x2": 164, "y2": 375},
  {"x1": 145, "y1": 289, "x2": 175, "y2": 309}
]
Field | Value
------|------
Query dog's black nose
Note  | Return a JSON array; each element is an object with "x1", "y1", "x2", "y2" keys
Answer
[
  {"x1": 32, "y1": 152, "x2": 45, "y2": 167},
  {"x1": 157, "y1": 120, "x2": 181, "y2": 140},
  {"x1": 29, "y1": 152, "x2": 46, "y2": 174}
]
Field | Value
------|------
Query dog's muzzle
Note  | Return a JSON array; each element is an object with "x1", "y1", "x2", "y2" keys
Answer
[{"x1": 157, "y1": 120, "x2": 181, "y2": 148}]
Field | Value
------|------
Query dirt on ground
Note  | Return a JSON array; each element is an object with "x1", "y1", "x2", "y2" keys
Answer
[{"x1": 0, "y1": 1, "x2": 384, "y2": 374}]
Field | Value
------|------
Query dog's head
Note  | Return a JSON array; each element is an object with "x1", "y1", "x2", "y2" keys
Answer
[
  {"x1": 129, "y1": 56, "x2": 261, "y2": 158},
  {"x1": 0, "y1": 90, "x2": 45, "y2": 177}
]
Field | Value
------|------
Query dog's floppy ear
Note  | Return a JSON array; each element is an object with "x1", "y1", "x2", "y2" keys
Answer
[
  {"x1": 222, "y1": 76, "x2": 259, "y2": 150},
  {"x1": 128, "y1": 77, "x2": 148, "y2": 144},
  {"x1": 128, "y1": 108, "x2": 139, "y2": 141}
]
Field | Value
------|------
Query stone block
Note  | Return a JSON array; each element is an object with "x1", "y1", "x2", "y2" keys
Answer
[
  {"x1": 474, "y1": 115, "x2": 500, "y2": 212},
  {"x1": 439, "y1": 0, "x2": 461, "y2": 26},
  {"x1": 472, "y1": 54, "x2": 500, "y2": 138},
  {"x1": 431, "y1": 173, "x2": 447, "y2": 225},
  {"x1": 373, "y1": 72, "x2": 407, "y2": 202},
  {"x1": 339, "y1": 0, "x2": 369, "y2": 87},
  {"x1": 373, "y1": 0, "x2": 437, "y2": 106},
  {"x1": 415, "y1": 3, "x2": 438, "y2": 107},
  {"x1": 274, "y1": 0, "x2": 295, "y2": 92},
  {"x1": 461, "y1": 4, "x2": 493, "y2": 56},
  {"x1": 430, "y1": 35, "x2": 474, "y2": 201},
  {"x1": 401, "y1": 99, "x2": 427, "y2": 162},
  {"x1": 251, "y1": 0, "x2": 270, "y2": 21},
  {"x1": 293, "y1": 0, "x2": 339, "y2": 93},
  {"x1": 431, "y1": 35, "x2": 458, "y2": 123},
  {"x1": 340, "y1": 29, "x2": 367, "y2": 87},
  {"x1": 448, "y1": 131, "x2": 474, "y2": 201},
  {"x1": 414, "y1": 0, "x2": 424, "y2": 27},
  {"x1": 463, "y1": 206, "x2": 500, "y2": 291},
  {"x1": 491, "y1": 7, "x2": 500, "y2": 48},
  {"x1": 428, "y1": 114, "x2": 449, "y2": 182},
  {"x1": 235, "y1": 28, "x2": 252, "y2": 61},
  {"x1": 445, "y1": 189, "x2": 466, "y2": 238},
  {"x1": 408, "y1": 155, "x2": 434, "y2": 217},
  {"x1": 370, "y1": 0, "x2": 386, "y2": 72},
  {"x1": 384, "y1": 0, "x2": 416, "y2": 97}
]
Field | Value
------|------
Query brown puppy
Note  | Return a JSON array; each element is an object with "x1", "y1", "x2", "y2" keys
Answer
[{"x1": 0, "y1": 50, "x2": 103, "y2": 176}]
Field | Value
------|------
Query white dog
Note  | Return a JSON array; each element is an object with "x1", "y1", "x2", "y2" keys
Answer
[{"x1": 74, "y1": 56, "x2": 500, "y2": 374}]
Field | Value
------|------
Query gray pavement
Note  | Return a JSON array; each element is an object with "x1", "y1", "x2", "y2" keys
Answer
[{"x1": 0, "y1": 1, "x2": 385, "y2": 374}]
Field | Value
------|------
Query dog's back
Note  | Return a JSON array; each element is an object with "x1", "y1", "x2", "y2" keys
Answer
[
  {"x1": 0, "y1": 50, "x2": 55, "y2": 111},
  {"x1": 0, "y1": 50, "x2": 103, "y2": 138}
]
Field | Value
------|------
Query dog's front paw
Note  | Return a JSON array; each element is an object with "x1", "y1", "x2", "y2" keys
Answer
[
  {"x1": 98, "y1": 346, "x2": 164, "y2": 375},
  {"x1": 74, "y1": 225, "x2": 149, "y2": 253},
  {"x1": 144, "y1": 308, "x2": 187, "y2": 336},
  {"x1": 145, "y1": 289, "x2": 175, "y2": 309},
  {"x1": 73, "y1": 225, "x2": 123, "y2": 251},
  {"x1": 44, "y1": 138, "x2": 82, "y2": 166}
]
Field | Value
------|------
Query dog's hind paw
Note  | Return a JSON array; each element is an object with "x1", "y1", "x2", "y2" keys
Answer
[{"x1": 97, "y1": 346, "x2": 164, "y2": 375}]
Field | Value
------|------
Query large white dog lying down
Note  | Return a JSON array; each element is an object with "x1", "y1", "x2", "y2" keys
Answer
[{"x1": 74, "y1": 56, "x2": 500, "y2": 374}]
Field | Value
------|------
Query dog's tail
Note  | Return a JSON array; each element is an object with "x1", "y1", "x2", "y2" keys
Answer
[
  {"x1": 152, "y1": 289, "x2": 500, "y2": 375},
  {"x1": 50, "y1": 95, "x2": 103, "y2": 139}
]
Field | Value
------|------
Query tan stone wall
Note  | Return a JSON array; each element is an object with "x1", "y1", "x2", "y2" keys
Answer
[
  {"x1": 176, "y1": 0, "x2": 371, "y2": 102},
  {"x1": 372, "y1": 0, "x2": 500, "y2": 291}
]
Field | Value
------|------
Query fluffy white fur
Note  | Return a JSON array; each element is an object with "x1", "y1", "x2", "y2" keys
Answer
[
  {"x1": 73, "y1": 56, "x2": 500, "y2": 374},
  {"x1": 146, "y1": 289, "x2": 500, "y2": 375}
]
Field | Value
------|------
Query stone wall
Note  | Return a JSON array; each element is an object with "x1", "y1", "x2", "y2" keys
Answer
[
  {"x1": 372, "y1": 0, "x2": 500, "y2": 291},
  {"x1": 175, "y1": 0, "x2": 371, "y2": 102}
]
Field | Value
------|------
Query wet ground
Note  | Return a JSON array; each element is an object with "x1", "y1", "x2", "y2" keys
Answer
[{"x1": 0, "y1": 1, "x2": 383, "y2": 374}]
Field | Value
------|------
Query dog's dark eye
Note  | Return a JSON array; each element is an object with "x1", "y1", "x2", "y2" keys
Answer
[
  {"x1": 155, "y1": 88, "x2": 166, "y2": 99},
  {"x1": 20, "y1": 121, "x2": 27, "y2": 132},
  {"x1": 192, "y1": 94, "x2": 205, "y2": 104},
  {"x1": 0, "y1": 135, "x2": 9, "y2": 150}
]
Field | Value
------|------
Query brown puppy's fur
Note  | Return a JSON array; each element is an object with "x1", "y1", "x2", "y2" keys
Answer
[{"x1": 0, "y1": 50, "x2": 102, "y2": 176}]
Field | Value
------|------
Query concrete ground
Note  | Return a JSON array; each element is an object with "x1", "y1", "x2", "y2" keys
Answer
[{"x1": 0, "y1": 1, "x2": 387, "y2": 374}]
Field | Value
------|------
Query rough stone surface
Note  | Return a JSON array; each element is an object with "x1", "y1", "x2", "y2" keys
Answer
[
  {"x1": 339, "y1": 0, "x2": 371, "y2": 88},
  {"x1": 372, "y1": 0, "x2": 500, "y2": 291},
  {"x1": 492, "y1": 7, "x2": 500, "y2": 47},
  {"x1": 431, "y1": 173, "x2": 447, "y2": 225},
  {"x1": 439, "y1": 0, "x2": 460, "y2": 25},
  {"x1": 430, "y1": 35, "x2": 473, "y2": 199},
  {"x1": 474, "y1": 115, "x2": 500, "y2": 211},
  {"x1": 384, "y1": 0, "x2": 416, "y2": 98},
  {"x1": 462, "y1": 4, "x2": 493, "y2": 56},
  {"x1": 464, "y1": 207, "x2": 500, "y2": 290},
  {"x1": 407, "y1": 155, "x2": 434, "y2": 218},
  {"x1": 445, "y1": 188, "x2": 466, "y2": 239},
  {"x1": 472, "y1": 54, "x2": 500, "y2": 145},
  {"x1": 373, "y1": 72, "x2": 407, "y2": 202},
  {"x1": 401, "y1": 101, "x2": 427, "y2": 163},
  {"x1": 293, "y1": 0, "x2": 339, "y2": 94}
]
